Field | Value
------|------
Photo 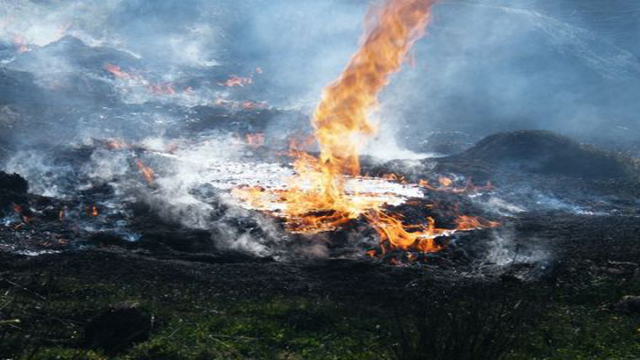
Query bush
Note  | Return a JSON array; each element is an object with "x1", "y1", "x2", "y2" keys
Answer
[{"x1": 384, "y1": 283, "x2": 538, "y2": 360}]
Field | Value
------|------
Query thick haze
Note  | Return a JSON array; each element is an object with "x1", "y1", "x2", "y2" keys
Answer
[{"x1": 1, "y1": 0, "x2": 639, "y2": 152}]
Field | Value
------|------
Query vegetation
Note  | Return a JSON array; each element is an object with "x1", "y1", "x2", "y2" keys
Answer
[{"x1": 1, "y1": 264, "x2": 639, "y2": 359}]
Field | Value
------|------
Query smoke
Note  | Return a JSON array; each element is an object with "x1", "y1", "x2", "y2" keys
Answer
[
  {"x1": 3, "y1": 0, "x2": 637, "y2": 154},
  {"x1": 383, "y1": 0, "x2": 640, "y2": 151},
  {"x1": 1, "y1": 0, "x2": 638, "y2": 260},
  {"x1": 484, "y1": 230, "x2": 548, "y2": 268}
]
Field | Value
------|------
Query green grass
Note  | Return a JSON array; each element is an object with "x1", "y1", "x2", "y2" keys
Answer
[
  {"x1": 1, "y1": 269, "x2": 640, "y2": 359},
  {"x1": 508, "y1": 274, "x2": 640, "y2": 360},
  {"x1": 0, "y1": 273, "x2": 383, "y2": 359}
]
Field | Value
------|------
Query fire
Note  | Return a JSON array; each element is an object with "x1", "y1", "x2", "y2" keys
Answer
[
  {"x1": 105, "y1": 138, "x2": 128, "y2": 150},
  {"x1": 366, "y1": 212, "x2": 445, "y2": 253},
  {"x1": 245, "y1": 133, "x2": 265, "y2": 148},
  {"x1": 104, "y1": 63, "x2": 180, "y2": 97},
  {"x1": 438, "y1": 176, "x2": 453, "y2": 187},
  {"x1": 148, "y1": 83, "x2": 177, "y2": 95},
  {"x1": 104, "y1": 63, "x2": 131, "y2": 80},
  {"x1": 232, "y1": 0, "x2": 499, "y2": 259},
  {"x1": 218, "y1": 75, "x2": 253, "y2": 87},
  {"x1": 135, "y1": 159, "x2": 156, "y2": 184},
  {"x1": 279, "y1": 0, "x2": 443, "y2": 244},
  {"x1": 241, "y1": 101, "x2": 267, "y2": 110},
  {"x1": 310, "y1": 0, "x2": 434, "y2": 177},
  {"x1": 13, "y1": 35, "x2": 30, "y2": 53},
  {"x1": 455, "y1": 216, "x2": 500, "y2": 231},
  {"x1": 382, "y1": 173, "x2": 406, "y2": 183},
  {"x1": 214, "y1": 97, "x2": 269, "y2": 110},
  {"x1": 90, "y1": 205, "x2": 99, "y2": 217},
  {"x1": 12, "y1": 203, "x2": 30, "y2": 223},
  {"x1": 419, "y1": 177, "x2": 494, "y2": 194}
]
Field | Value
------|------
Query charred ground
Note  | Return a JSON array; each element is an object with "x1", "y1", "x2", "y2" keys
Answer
[{"x1": 1, "y1": 130, "x2": 640, "y2": 359}]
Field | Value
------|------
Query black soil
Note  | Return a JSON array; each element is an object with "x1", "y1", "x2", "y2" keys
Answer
[{"x1": 2, "y1": 130, "x2": 640, "y2": 358}]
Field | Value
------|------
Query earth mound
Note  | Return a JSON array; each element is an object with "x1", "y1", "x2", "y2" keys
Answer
[
  {"x1": 0, "y1": 172, "x2": 28, "y2": 209},
  {"x1": 448, "y1": 130, "x2": 639, "y2": 179}
]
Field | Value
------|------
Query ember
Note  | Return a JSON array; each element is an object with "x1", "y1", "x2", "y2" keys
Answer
[
  {"x1": 245, "y1": 133, "x2": 265, "y2": 148},
  {"x1": 135, "y1": 159, "x2": 155, "y2": 185},
  {"x1": 104, "y1": 63, "x2": 132, "y2": 80},
  {"x1": 13, "y1": 35, "x2": 30, "y2": 53},
  {"x1": 0, "y1": 1, "x2": 638, "y2": 358},
  {"x1": 218, "y1": 75, "x2": 253, "y2": 87},
  {"x1": 231, "y1": 0, "x2": 497, "y2": 258}
]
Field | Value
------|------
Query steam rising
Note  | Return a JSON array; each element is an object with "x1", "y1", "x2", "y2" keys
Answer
[
  {"x1": 1, "y1": 0, "x2": 638, "y2": 263},
  {"x1": 2, "y1": 0, "x2": 639, "y2": 150}
]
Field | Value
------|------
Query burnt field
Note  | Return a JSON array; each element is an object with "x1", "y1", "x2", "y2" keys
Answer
[
  {"x1": 2, "y1": 0, "x2": 640, "y2": 359},
  {"x1": 1, "y1": 129, "x2": 640, "y2": 359}
]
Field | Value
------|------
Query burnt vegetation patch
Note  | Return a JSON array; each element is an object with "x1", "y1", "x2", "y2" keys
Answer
[
  {"x1": 449, "y1": 130, "x2": 640, "y2": 180},
  {"x1": 1, "y1": 0, "x2": 640, "y2": 358},
  {"x1": 1, "y1": 244, "x2": 640, "y2": 358}
]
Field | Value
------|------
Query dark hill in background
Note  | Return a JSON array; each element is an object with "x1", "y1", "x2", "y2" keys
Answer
[{"x1": 446, "y1": 130, "x2": 639, "y2": 180}]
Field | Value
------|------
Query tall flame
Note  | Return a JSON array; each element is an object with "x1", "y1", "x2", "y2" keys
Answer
[
  {"x1": 312, "y1": 0, "x2": 434, "y2": 178},
  {"x1": 282, "y1": 0, "x2": 436, "y2": 233},
  {"x1": 234, "y1": 0, "x2": 499, "y2": 257}
]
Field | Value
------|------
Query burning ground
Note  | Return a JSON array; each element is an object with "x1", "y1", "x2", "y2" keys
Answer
[
  {"x1": 1, "y1": 0, "x2": 640, "y2": 359},
  {"x1": 2, "y1": 128, "x2": 640, "y2": 358}
]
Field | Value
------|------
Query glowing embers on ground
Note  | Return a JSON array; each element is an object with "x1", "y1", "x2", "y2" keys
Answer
[
  {"x1": 229, "y1": 165, "x2": 500, "y2": 256},
  {"x1": 232, "y1": 0, "x2": 499, "y2": 257},
  {"x1": 231, "y1": 168, "x2": 424, "y2": 234},
  {"x1": 103, "y1": 63, "x2": 183, "y2": 96},
  {"x1": 230, "y1": 0, "x2": 449, "y2": 256},
  {"x1": 135, "y1": 159, "x2": 156, "y2": 185}
]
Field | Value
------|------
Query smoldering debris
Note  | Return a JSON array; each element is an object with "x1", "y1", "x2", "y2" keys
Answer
[{"x1": 0, "y1": 1, "x2": 639, "y2": 280}]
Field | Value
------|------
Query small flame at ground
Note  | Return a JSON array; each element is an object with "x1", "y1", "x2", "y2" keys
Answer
[
  {"x1": 218, "y1": 75, "x2": 253, "y2": 87},
  {"x1": 13, "y1": 35, "x2": 31, "y2": 53},
  {"x1": 245, "y1": 133, "x2": 265, "y2": 148},
  {"x1": 135, "y1": 159, "x2": 155, "y2": 185},
  {"x1": 229, "y1": 0, "x2": 501, "y2": 258},
  {"x1": 104, "y1": 63, "x2": 131, "y2": 80}
]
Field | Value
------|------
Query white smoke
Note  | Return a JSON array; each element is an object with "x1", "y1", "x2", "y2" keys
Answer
[{"x1": 484, "y1": 230, "x2": 548, "y2": 267}]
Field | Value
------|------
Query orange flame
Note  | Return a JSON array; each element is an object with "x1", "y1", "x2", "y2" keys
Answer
[
  {"x1": 455, "y1": 215, "x2": 500, "y2": 231},
  {"x1": 419, "y1": 177, "x2": 494, "y2": 194},
  {"x1": 148, "y1": 83, "x2": 177, "y2": 95},
  {"x1": 241, "y1": 101, "x2": 267, "y2": 110},
  {"x1": 135, "y1": 159, "x2": 155, "y2": 185},
  {"x1": 310, "y1": 0, "x2": 434, "y2": 178},
  {"x1": 13, "y1": 35, "x2": 30, "y2": 53},
  {"x1": 12, "y1": 203, "x2": 31, "y2": 223},
  {"x1": 218, "y1": 75, "x2": 253, "y2": 87},
  {"x1": 382, "y1": 173, "x2": 406, "y2": 183},
  {"x1": 245, "y1": 133, "x2": 265, "y2": 148},
  {"x1": 233, "y1": 0, "x2": 498, "y2": 258},
  {"x1": 280, "y1": 0, "x2": 437, "y2": 237},
  {"x1": 104, "y1": 63, "x2": 131, "y2": 79},
  {"x1": 105, "y1": 138, "x2": 128, "y2": 150},
  {"x1": 90, "y1": 205, "x2": 99, "y2": 217}
]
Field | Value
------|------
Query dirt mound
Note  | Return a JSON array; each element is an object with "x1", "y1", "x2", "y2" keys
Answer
[
  {"x1": 0, "y1": 172, "x2": 28, "y2": 209},
  {"x1": 81, "y1": 302, "x2": 152, "y2": 355},
  {"x1": 449, "y1": 130, "x2": 639, "y2": 179},
  {"x1": 413, "y1": 131, "x2": 479, "y2": 156},
  {"x1": 0, "y1": 172, "x2": 28, "y2": 194}
]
